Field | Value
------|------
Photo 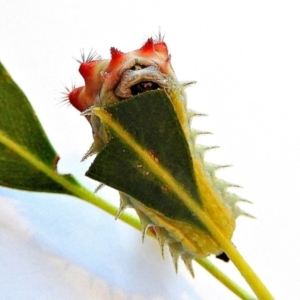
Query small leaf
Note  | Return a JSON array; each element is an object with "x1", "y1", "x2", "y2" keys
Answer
[{"x1": 0, "y1": 62, "x2": 78, "y2": 194}]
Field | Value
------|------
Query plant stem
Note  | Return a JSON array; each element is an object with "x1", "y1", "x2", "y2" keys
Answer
[{"x1": 196, "y1": 258, "x2": 255, "y2": 300}]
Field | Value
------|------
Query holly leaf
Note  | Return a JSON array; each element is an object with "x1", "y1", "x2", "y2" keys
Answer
[{"x1": 0, "y1": 62, "x2": 79, "y2": 194}]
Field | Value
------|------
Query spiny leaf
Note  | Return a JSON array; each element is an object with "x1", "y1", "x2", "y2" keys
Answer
[{"x1": 0, "y1": 62, "x2": 79, "y2": 194}]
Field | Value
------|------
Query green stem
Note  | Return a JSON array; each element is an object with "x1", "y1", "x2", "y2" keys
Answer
[
  {"x1": 197, "y1": 212, "x2": 273, "y2": 300},
  {"x1": 196, "y1": 258, "x2": 255, "y2": 300}
]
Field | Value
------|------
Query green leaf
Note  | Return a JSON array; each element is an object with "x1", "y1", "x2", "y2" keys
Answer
[
  {"x1": 0, "y1": 62, "x2": 78, "y2": 194},
  {"x1": 87, "y1": 90, "x2": 206, "y2": 231}
]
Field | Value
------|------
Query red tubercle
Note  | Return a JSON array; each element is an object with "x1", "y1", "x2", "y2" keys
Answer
[
  {"x1": 79, "y1": 59, "x2": 108, "y2": 87},
  {"x1": 138, "y1": 38, "x2": 169, "y2": 60},
  {"x1": 76, "y1": 59, "x2": 109, "y2": 110},
  {"x1": 107, "y1": 47, "x2": 125, "y2": 71},
  {"x1": 154, "y1": 41, "x2": 169, "y2": 58},
  {"x1": 110, "y1": 47, "x2": 124, "y2": 59},
  {"x1": 139, "y1": 38, "x2": 155, "y2": 54},
  {"x1": 68, "y1": 86, "x2": 85, "y2": 112},
  {"x1": 79, "y1": 60, "x2": 100, "y2": 80},
  {"x1": 68, "y1": 86, "x2": 94, "y2": 113}
]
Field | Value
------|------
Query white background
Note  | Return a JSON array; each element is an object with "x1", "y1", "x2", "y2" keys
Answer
[{"x1": 0, "y1": 1, "x2": 300, "y2": 299}]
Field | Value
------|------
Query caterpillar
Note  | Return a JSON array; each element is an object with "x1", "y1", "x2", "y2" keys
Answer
[{"x1": 67, "y1": 34, "x2": 251, "y2": 276}]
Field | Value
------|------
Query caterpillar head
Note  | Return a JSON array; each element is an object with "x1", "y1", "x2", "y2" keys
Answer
[{"x1": 68, "y1": 37, "x2": 175, "y2": 113}]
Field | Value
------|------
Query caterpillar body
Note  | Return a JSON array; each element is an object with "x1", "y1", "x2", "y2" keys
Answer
[{"x1": 67, "y1": 35, "x2": 250, "y2": 276}]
